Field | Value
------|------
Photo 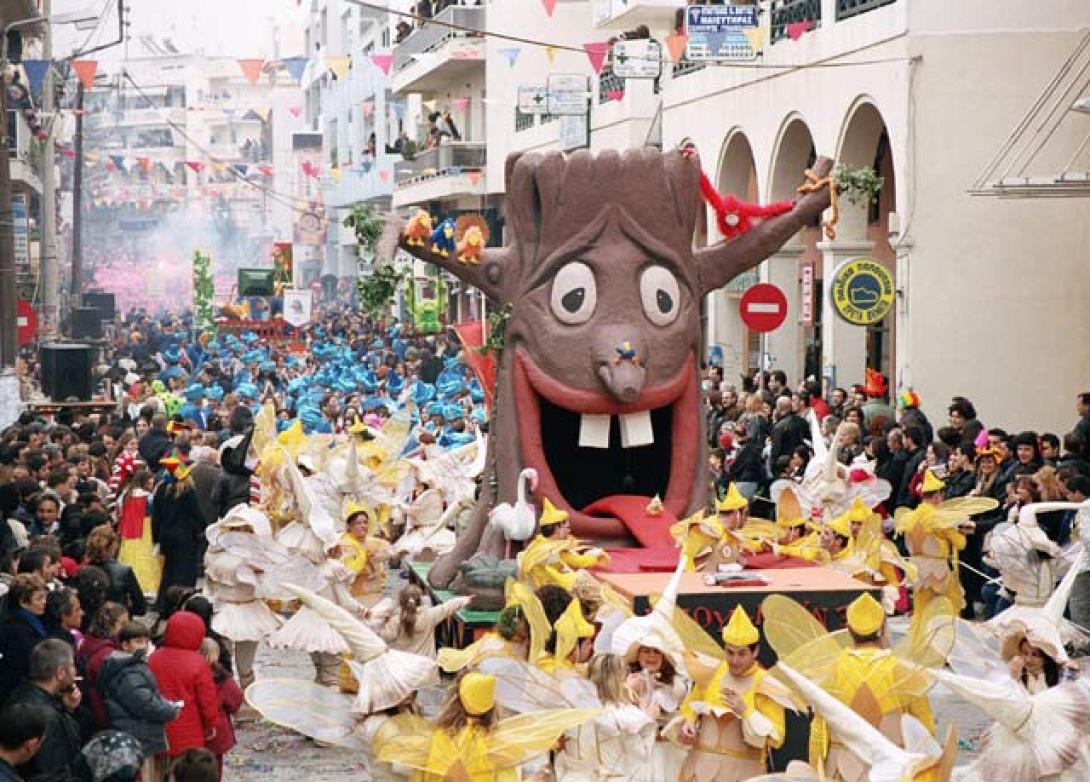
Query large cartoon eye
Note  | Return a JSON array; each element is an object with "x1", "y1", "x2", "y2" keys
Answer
[
  {"x1": 550, "y1": 262, "x2": 597, "y2": 325},
  {"x1": 640, "y1": 266, "x2": 680, "y2": 326}
]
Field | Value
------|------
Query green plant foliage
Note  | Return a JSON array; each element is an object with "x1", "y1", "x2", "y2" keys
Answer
[
  {"x1": 342, "y1": 204, "x2": 385, "y2": 254},
  {"x1": 355, "y1": 264, "x2": 404, "y2": 320},
  {"x1": 834, "y1": 164, "x2": 883, "y2": 207},
  {"x1": 192, "y1": 251, "x2": 215, "y2": 334}
]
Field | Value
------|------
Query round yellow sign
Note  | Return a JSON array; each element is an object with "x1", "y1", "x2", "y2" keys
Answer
[{"x1": 830, "y1": 258, "x2": 894, "y2": 326}]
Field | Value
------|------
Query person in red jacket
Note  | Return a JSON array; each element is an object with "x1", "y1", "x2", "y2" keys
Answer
[
  {"x1": 199, "y1": 637, "x2": 242, "y2": 776},
  {"x1": 148, "y1": 611, "x2": 219, "y2": 760}
]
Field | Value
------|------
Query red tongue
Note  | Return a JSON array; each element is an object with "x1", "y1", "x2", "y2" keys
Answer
[{"x1": 581, "y1": 494, "x2": 677, "y2": 549}]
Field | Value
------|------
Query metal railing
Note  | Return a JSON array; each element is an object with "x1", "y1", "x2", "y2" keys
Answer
[
  {"x1": 671, "y1": 60, "x2": 707, "y2": 78},
  {"x1": 395, "y1": 142, "x2": 485, "y2": 184},
  {"x1": 770, "y1": 0, "x2": 822, "y2": 43},
  {"x1": 836, "y1": 0, "x2": 896, "y2": 21},
  {"x1": 598, "y1": 71, "x2": 625, "y2": 104},
  {"x1": 515, "y1": 108, "x2": 535, "y2": 132},
  {"x1": 393, "y1": 5, "x2": 485, "y2": 74}
]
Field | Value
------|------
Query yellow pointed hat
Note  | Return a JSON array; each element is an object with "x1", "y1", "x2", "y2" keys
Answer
[
  {"x1": 458, "y1": 672, "x2": 496, "y2": 716},
  {"x1": 826, "y1": 508, "x2": 854, "y2": 538},
  {"x1": 716, "y1": 483, "x2": 748, "y2": 512},
  {"x1": 775, "y1": 486, "x2": 807, "y2": 528},
  {"x1": 721, "y1": 605, "x2": 759, "y2": 647},
  {"x1": 344, "y1": 502, "x2": 372, "y2": 523},
  {"x1": 539, "y1": 497, "x2": 569, "y2": 527},
  {"x1": 921, "y1": 469, "x2": 945, "y2": 494},
  {"x1": 847, "y1": 497, "x2": 873, "y2": 524},
  {"x1": 347, "y1": 415, "x2": 368, "y2": 435},
  {"x1": 846, "y1": 592, "x2": 886, "y2": 636},
  {"x1": 553, "y1": 598, "x2": 596, "y2": 663}
]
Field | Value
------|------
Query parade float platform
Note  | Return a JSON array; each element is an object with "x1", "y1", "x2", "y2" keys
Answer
[{"x1": 596, "y1": 567, "x2": 879, "y2": 665}]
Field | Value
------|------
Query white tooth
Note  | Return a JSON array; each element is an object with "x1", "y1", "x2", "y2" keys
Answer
[
  {"x1": 578, "y1": 413, "x2": 611, "y2": 449},
  {"x1": 619, "y1": 410, "x2": 653, "y2": 448}
]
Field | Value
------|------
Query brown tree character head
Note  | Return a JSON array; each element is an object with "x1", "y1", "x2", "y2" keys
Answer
[{"x1": 384, "y1": 147, "x2": 832, "y2": 586}]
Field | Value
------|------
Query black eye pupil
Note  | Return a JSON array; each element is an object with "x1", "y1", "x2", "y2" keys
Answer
[
  {"x1": 656, "y1": 289, "x2": 673, "y2": 313},
  {"x1": 562, "y1": 288, "x2": 585, "y2": 313}
]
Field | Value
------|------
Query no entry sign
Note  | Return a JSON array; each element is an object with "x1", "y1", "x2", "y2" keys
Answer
[
  {"x1": 739, "y1": 283, "x2": 787, "y2": 333},
  {"x1": 16, "y1": 300, "x2": 37, "y2": 346}
]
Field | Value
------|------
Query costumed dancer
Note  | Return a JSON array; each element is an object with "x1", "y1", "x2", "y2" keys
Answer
[
  {"x1": 151, "y1": 452, "x2": 205, "y2": 612},
  {"x1": 116, "y1": 467, "x2": 161, "y2": 597},
  {"x1": 248, "y1": 585, "x2": 437, "y2": 781},
  {"x1": 372, "y1": 670, "x2": 599, "y2": 782},
  {"x1": 517, "y1": 499, "x2": 609, "y2": 591},
  {"x1": 437, "y1": 580, "x2": 549, "y2": 675},
  {"x1": 339, "y1": 504, "x2": 391, "y2": 606},
  {"x1": 984, "y1": 501, "x2": 1078, "y2": 611},
  {"x1": 669, "y1": 512, "x2": 725, "y2": 573},
  {"x1": 767, "y1": 486, "x2": 825, "y2": 564},
  {"x1": 202, "y1": 505, "x2": 284, "y2": 690},
  {"x1": 536, "y1": 594, "x2": 597, "y2": 676},
  {"x1": 609, "y1": 560, "x2": 691, "y2": 782},
  {"x1": 829, "y1": 498, "x2": 916, "y2": 612},
  {"x1": 554, "y1": 653, "x2": 657, "y2": 782},
  {"x1": 807, "y1": 593, "x2": 935, "y2": 781},
  {"x1": 673, "y1": 606, "x2": 792, "y2": 782},
  {"x1": 895, "y1": 471, "x2": 997, "y2": 617},
  {"x1": 375, "y1": 583, "x2": 471, "y2": 675}
]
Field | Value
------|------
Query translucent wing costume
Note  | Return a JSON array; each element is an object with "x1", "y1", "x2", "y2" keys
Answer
[{"x1": 244, "y1": 678, "x2": 365, "y2": 749}]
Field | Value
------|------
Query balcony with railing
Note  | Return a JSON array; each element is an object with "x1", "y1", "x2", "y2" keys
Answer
[
  {"x1": 836, "y1": 0, "x2": 897, "y2": 21},
  {"x1": 770, "y1": 0, "x2": 822, "y2": 44},
  {"x1": 392, "y1": 141, "x2": 486, "y2": 208},
  {"x1": 391, "y1": 5, "x2": 486, "y2": 95},
  {"x1": 327, "y1": 152, "x2": 398, "y2": 208},
  {"x1": 592, "y1": 0, "x2": 685, "y2": 30}
]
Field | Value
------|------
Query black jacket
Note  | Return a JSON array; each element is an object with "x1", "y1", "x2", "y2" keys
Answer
[
  {"x1": 895, "y1": 448, "x2": 926, "y2": 509},
  {"x1": 6, "y1": 681, "x2": 81, "y2": 782},
  {"x1": 137, "y1": 428, "x2": 173, "y2": 472},
  {"x1": 0, "y1": 758, "x2": 21, "y2": 782},
  {"x1": 97, "y1": 649, "x2": 178, "y2": 756},
  {"x1": 0, "y1": 613, "x2": 47, "y2": 704},
  {"x1": 770, "y1": 414, "x2": 809, "y2": 464},
  {"x1": 728, "y1": 441, "x2": 766, "y2": 485},
  {"x1": 97, "y1": 559, "x2": 147, "y2": 617},
  {"x1": 943, "y1": 469, "x2": 976, "y2": 499}
]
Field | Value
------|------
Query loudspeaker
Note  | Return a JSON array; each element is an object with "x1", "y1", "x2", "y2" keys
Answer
[
  {"x1": 82, "y1": 291, "x2": 116, "y2": 322},
  {"x1": 40, "y1": 343, "x2": 94, "y2": 402},
  {"x1": 71, "y1": 307, "x2": 103, "y2": 339}
]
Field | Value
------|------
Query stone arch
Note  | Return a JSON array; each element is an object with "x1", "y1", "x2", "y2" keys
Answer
[
  {"x1": 768, "y1": 113, "x2": 817, "y2": 201},
  {"x1": 715, "y1": 128, "x2": 758, "y2": 205}
]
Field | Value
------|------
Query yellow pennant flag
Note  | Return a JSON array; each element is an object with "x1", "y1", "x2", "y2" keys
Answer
[
  {"x1": 744, "y1": 26, "x2": 769, "y2": 52},
  {"x1": 84, "y1": 152, "x2": 100, "y2": 164},
  {"x1": 210, "y1": 161, "x2": 226, "y2": 173},
  {"x1": 422, "y1": 98, "x2": 437, "y2": 112},
  {"x1": 253, "y1": 106, "x2": 271, "y2": 122},
  {"x1": 330, "y1": 165, "x2": 342, "y2": 181},
  {"x1": 544, "y1": 45, "x2": 558, "y2": 64},
  {"x1": 325, "y1": 55, "x2": 350, "y2": 79}
]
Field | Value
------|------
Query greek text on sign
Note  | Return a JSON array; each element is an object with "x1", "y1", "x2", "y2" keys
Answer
[
  {"x1": 518, "y1": 85, "x2": 549, "y2": 115},
  {"x1": 830, "y1": 258, "x2": 895, "y2": 326},
  {"x1": 685, "y1": 5, "x2": 760, "y2": 62},
  {"x1": 611, "y1": 39, "x2": 662, "y2": 79},
  {"x1": 547, "y1": 74, "x2": 590, "y2": 116}
]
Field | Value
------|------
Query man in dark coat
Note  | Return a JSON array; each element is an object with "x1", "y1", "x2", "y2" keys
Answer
[
  {"x1": 770, "y1": 395, "x2": 809, "y2": 467},
  {"x1": 5, "y1": 640, "x2": 83, "y2": 782},
  {"x1": 894, "y1": 425, "x2": 927, "y2": 510},
  {"x1": 137, "y1": 415, "x2": 172, "y2": 472},
  {"x1": 1075, "y1": 392, "x2": 1090, "y2": 459},
  {"x1": 0, "y1": 702, "x2": 49, "y2": 782}
]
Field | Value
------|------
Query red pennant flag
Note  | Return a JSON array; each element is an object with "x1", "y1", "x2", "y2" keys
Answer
[
  {"x1": 787, "y1": 20, "x2": 814, "y2": 41},
  {"x1": 605, "y1": 89, "x2": 625, "y2": 102},
  {"x1": 60, "y1": 148, "x2": 77, "y2": 159},
  {"x1": 540, "y1": 0, "x2": 557, "y2": 15},
  {"x1": 664, "y1": 33, "x2": 688, "y2": 64},
  {"x1": 288, "y1": 105, "x2": 302, "y2": 117},
  {"x1": 377, "y1": 169, "x2": 390, "y2": 182},
  {"x1": 72, "y1": 60, "x2": 98, "y2": 90},
  {"x1": 453, "y1": 321, "x2": 496, "y2": 411},
  {"x1": 105, "y1": 160, "x2": 117, "y2": 172},
  {"x1": 257, "y1": 165, "x2": 273, "y2": 176},
  {"x1": 583, "y1": 42, "x2": 609, "y2": 74},
  {"x1": 136, "y1": 157, "x2": 151, "y2": 173},
  {"x1": 185, "y1": 161, "x2": 205, "y2": 173},
  {"x1": 454, "y1": 96, "x2": 470, "y2": 113},
  {"x1": 370, "y1": 54, "x2": 393, "y2": 75},
  {"x1": 467, "y1": 170, "x2": 482, "y2": 186},
  {"x1": 361, "y1": 99, "x2": 375, "y2": 117},
  {"x1": 237, "y1": 59, "x2": 265, "y2": 84}
]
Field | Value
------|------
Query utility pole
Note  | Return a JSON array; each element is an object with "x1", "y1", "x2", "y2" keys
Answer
[
  {"x1": 69, "y1": 81, "x2": 84, "y2": 299},
  {"x1": 39, "y1": 0, "x2": 58, "y2": 337},
  {"x1": 1, "y1": 56, "x2": 16, "y2": 372}
]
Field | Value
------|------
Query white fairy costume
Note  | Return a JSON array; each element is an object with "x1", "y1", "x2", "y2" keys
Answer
[{"x1": 555, "y1": 703, "x2": 656, "y2": 782}]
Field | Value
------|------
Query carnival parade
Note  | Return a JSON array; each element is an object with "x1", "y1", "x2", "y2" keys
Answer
[{"x1": 2, "y1": 1, "x2": 1090, "y2": 781}]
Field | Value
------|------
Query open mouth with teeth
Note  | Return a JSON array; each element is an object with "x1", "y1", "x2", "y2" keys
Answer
[{"x1": 513, "y1": 347, "x2": 699, "y2": 547}]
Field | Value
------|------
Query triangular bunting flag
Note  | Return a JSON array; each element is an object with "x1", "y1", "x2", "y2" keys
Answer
[
  {"x1": 664, "y1": 33, "x2": 688, "y2": 64},
  {"x1": 545, "y1": 46, "x2": 558, "y2": 64},
  {"x1": 21, "y1": 60, "x2": 48, "y2": 100},
  {"x1": 136, "y1": 157, "x2": 151, "y2": 173},
  {"x1": 325, "y1": 55, "x2": 350, "y2": 79},
  {"x1": 744, "y1": 27, "x2": 769, "y2": 51},
  {"x1": 377, "y1": 169, "x2": 390, "y2": 182},
  {"x1": 499, "y1": 47, "x2": 520, "y2": 67},
  {"x1": 253, "y1": 107, "x2": 271, "y2": 122},
  {"x1": 72, "y1": 60, "x2": 98, "y2": 90},
  {"x1": 467, "y1": 170, "x2": 482, "y2": 186},
  {"x1": 238, "y1": 58, "x2": 265, "y2": 84},
  {"x1": 605, "y1": 89, "x2": 625, "y2": 102},
  {"x1": 185, "y1": 161, "x2": 205, "y2": 173},
  {"x1": 370, "y1": 54, "x2": 394, "y2": 75},
  {"x1": 540, "y1": 0, "x2": 557, "y2": 15},
  {"x1": 454, "y1": 96, "x2": 470, "y2": 112},
  {"x1": 109, "y1": 155, "x2": 126, "y2": 171},
  {"x1": 288, "y1": 105, "x2": 302, "y2": 118},
  {"x1": 210, "y1": 161, "x2": 226, "y2": 173},
  {"x1": 281, "y1": 56, "x2": 308, "y2": 82},
  {"x1": 60, "y1": 148, "x2": 77, "y2": 159},
  {"x1": 330, "y1": 166, "x2": 342, "y2": 181},
  {"x1": 83, "y1": 152, "x2": 99, "y2": 164},
  {"x1": 257, "y1": 165, "x2": 273, "y2": 176},
  {"x1": 422, "y1": 99, "x2": 437, "y2": 112},
  {"x1": 361, "y1": 99, "x2": 375, "y2": 117},
  {"x1": 582, "y1": 42, "x2": 609, "y2": 74},
  {"x1": 787, "y1": 20, "x2": 814, "y2": 41}
]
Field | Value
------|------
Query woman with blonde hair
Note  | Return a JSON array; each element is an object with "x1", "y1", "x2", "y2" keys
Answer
[
  {"x1": 835, "y1": 421, "x2": 863, "y2": 465},
  {"x1": 556, "y1": 653, "x2": 656, "y2": 782},
  {"x1": 85, "y1": 524, "x2": 146, "y2": 617}
]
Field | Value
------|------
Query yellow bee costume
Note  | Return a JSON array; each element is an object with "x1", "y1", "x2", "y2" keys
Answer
[
  {"x1": 771, "y1": 486, "x2": 827, "y2": 564},
  {"x1": 517, "y1": 498, "x2": 609, "y2": 590},
  {"x1": 675, "y1": 607, "x2": 792, "y2": 782},
  {"x1": 438, "y1": 580, "x2": 550, "y2": 674}
]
